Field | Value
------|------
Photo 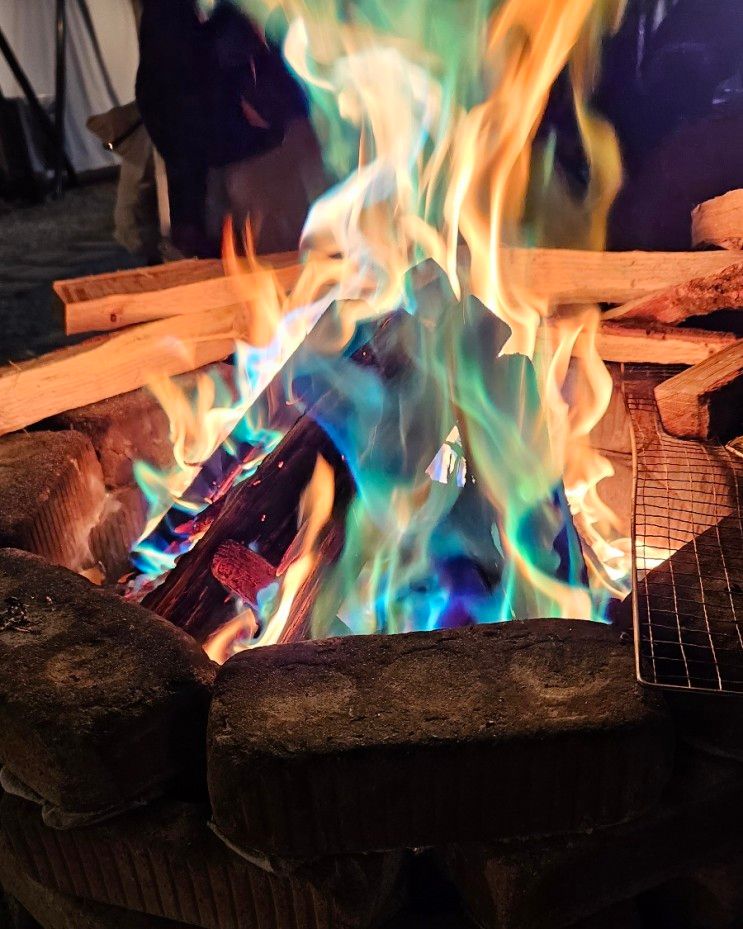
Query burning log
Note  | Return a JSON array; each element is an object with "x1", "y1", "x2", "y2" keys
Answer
[
  {"x1": 142, "y1": 313, "x2": 410, "y2": 642},
  {"x1": 211, "y1": 540, "x2": 277, "y2": 605},
  {"x1": 692, "y1": 189, "x2": 743, "y2": 251},
  {"x1": 654, "y1": 340, "x2": 743, "y2": 441},
  {"x1": 603, "y1": 261, "x2": 743, "y2": 326},
  {"x1": 62, "y1": 262, "x2": 304, "y2": 336},
  {"x1": 207, "y1": 620, "x2": 672, "y2": 858},
  {"x1": 0, "y1": 549, "x2": 215, "y2": 821},
  {"x1": 0, "y1": 307, "x2": 240, "y2": 437}
]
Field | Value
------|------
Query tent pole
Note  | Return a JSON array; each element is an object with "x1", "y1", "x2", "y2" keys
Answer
[
  {"x1": 53, "y1": 0, "x2": 69, "y2": 197},
  {"x1": 0, "y1": 25, "x2": 77, "y2": 185}
]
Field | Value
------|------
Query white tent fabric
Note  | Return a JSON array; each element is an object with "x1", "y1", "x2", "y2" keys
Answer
[{"x1": 0, "y1": 0, "x2": 139, "y2": 173}]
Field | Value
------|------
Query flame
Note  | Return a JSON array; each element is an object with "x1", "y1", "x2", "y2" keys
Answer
[
  {"x1": 257, "y1": 452, "x2": 335, "y2": 646},
  {"x1": 131, "y1": 0, "x2": 640, "y2": 645}
]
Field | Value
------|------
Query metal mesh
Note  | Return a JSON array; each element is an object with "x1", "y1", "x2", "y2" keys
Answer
[{"x1": 623, "y1": 365, "x2": 743, "y2": 693}]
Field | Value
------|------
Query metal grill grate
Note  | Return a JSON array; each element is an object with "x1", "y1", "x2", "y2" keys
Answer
[{"x1": 623, "y1": 365, "x2": 743, "y2": 694}]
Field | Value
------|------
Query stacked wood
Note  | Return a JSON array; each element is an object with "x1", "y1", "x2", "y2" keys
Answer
[
  {"x1": 53, "y1": 247, "x2": 743, "y2": 334},
  {"x1": 692, "y1": 189, "x2": 743, "y2": 251},
  {"x1": 654, "y1": 339, "x2": 743, "y2": 441},
  {"x1": 588, "y1": 321, "x2": 736, "y2": 366}
]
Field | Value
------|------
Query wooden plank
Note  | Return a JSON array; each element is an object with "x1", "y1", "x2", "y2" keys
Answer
[
  {"x1": 0, "y1": 307, "x2": 238, "y2": 437},
  {"x1": 53, "y1": 258, "x2": 222, "y2": 307},
  {"x1": 602, "y1": 262, "x2": 743, "y2": 326},
  {"x1": 692, "y1": 189, "x2": 743, "y2": 251},
  {"x1": 654, "y1": 339, "x2": 743, "y2": 440},
  {"x1": 59, "y1": 248, "x2": 743, "y2": 335},
  {"x1": 502, "y1": 247, "x2": 743, "y2": 304},
  {"x1": 62, "y1": 261, "x2": 304, "y2": 335},
  {"x1": 593, "y1": 321, "x2": 738, "y2": 365}
]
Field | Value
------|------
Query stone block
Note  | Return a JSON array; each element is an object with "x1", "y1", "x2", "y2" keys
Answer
[
  {"x1": 208, "y1": 621, "x2": 673, "y2": 857},
  {"x1": 440, "y1": 750, "x2": 743, "y2": 929},
  {"x1": 0, "y1": 794, "x2": 401, "y2": 929},
  {"x1": 0, "y1": 549, "x2": 215, "y2": 819},
  {"x1": 0, "y1": 432, "x2": 105, "y2": 570}
]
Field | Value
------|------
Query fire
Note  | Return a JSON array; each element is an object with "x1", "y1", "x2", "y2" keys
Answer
[{"x1": 132, "y1": 0, "x2": 637, "y2": 651}]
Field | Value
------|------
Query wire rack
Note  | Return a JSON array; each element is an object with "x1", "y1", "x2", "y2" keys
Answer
[{"x1": 623, "y1": 365, "x2": 743, "y2": 694}]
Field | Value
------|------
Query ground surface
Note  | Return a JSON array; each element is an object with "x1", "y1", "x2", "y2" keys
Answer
[{"x1": 0, "y1": 181, "x2": 139, "y2": 364}]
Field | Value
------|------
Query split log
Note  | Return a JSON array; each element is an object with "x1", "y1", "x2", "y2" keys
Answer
[
  {"x1": 0, "y1": 305, "x2": 242, "y2": 437},
  {"x1": 503, "y1": 247, "x2": 742, "y2": 304},
  {"x1": 593, "y1": 321, "x2": 737, "y2": 366},
  {"x1": 62, "y1": 261, "x2": 304, "y2": 335},
  {"x1": 603, "y1": 261, "x2": 743, "y2": 325},
  {"x1": 692, "y1": 189, "x2": 743, "y2": 251},
  {"x1": 56, "y1": 250, "x2": 299, "y2": 334},
  {"x1": 57, "y1": 248, "x2": 743, "y2": 335},
  {"x1": 654, "y1": 339, "x2": 743, "y2": 440}
]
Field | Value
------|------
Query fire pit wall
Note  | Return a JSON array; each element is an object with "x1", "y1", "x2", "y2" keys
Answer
[{"x1": 1, "y1": 372, "x2": 743, "y2": 929}]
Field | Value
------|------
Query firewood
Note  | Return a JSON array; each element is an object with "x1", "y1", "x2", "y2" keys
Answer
[
  {"x1": 692, "y1": 189, "x2": 743, "y2": 251},
  {"x1": 603, "y1": 262, "x2": 743, "y2": 326},
  {"x1": 54, "y1": 257, "x2": 222, "y2": 310},
  {"x1": 654, "y1": 339, "x2": 743, "y2": 441},
  {"x1": 0, "y1": 305, "x2": 245, "y2": 437},
  {"x1": 57, "y1": 248, "x2": 742, "y2": 336},
  {"x1": 62, "y1": 260, "x2": 304, "y2": 335},
  {"x1": 142, "y1": 315, "x2": 409, "y2": 641},
  {"x1": 591, "y1": 321, "x2": 737, "y2": 366},
  {"x1": 211, "y1": 540, "x2": 277, "y2": 605},
  {"x1": 503, "y1": 247, "x2": 742, "y2": 304}
]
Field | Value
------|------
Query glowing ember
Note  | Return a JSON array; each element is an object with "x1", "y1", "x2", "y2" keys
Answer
[{"x1": 132, "y1": 0, "x2": 636, "y2": 656}]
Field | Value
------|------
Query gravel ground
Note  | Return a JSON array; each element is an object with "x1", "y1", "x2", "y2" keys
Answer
[{"x1": 0, "y1": 180, "x2": 139, "y2": 364}]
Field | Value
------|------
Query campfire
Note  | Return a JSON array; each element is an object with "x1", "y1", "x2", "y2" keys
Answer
[{"x1": 2, "y1": 0, "x2": 743, "y2": 927}]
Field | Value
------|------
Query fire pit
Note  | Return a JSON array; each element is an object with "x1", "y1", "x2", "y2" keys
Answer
[{"x1": 2, "y1": 1, "x2": 743, "y2": 928}]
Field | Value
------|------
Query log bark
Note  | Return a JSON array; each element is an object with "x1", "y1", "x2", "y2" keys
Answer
[
  {"x1": 0, "y1": 307, "x2": 240, "y2": 437},
  {"x1": 654, "y1": 339, "x2": 743, "y2": 440},
  {"x1": 603, "y1": 262, "x2": 743, "y2": 325},
  {"x1": 692, "y1": 189, "x2": 743, "y2": 251}
]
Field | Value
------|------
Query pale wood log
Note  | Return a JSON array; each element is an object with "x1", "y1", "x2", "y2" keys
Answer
[
  {"x1": 602, "y1": 262, "x2": 743, "y2": 325},
  {"x1": 654, "y1": 339, "x2": 743, "y2": 440},
  {"x1": 54, "y1": 258, "x2": 222, "y2": 308},
  {"x1": 502, "y1": 247, "x2": 742, "y2": 304},
  {"x1": 594, "y1": 321, "x2": 738, "y2": 365},
  {"x1": 62, "y1": 259, "x2": 303, "y2": 335},
  {"x1": 58, "y1": 247, "x2": 743, "y2": 335},
  {"x1": 692, "y1": 189, "x2": 743, "y2": 251},
  {"x1": 0, "y1": 307, "x2": 240, "y2": 437}
]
